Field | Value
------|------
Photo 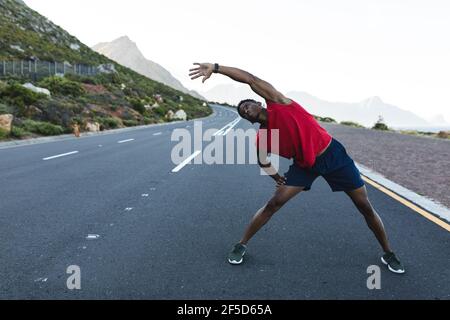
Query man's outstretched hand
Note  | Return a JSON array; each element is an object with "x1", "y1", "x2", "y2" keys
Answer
[{"x1": 189, "y1": 63, "x2": 214, "y2": 83}]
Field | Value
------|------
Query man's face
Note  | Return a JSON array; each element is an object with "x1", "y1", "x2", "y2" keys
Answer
[{"x1": 239, "y1": 101, "x2": 262, "y2": 123}]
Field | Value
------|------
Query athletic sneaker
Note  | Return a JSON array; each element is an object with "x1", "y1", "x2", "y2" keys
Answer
[
  {"x1": 228, "y1": 243, "x2": 247, "y2": 265},
  {"x1": 381, "y1": 252, "x2": 405, "y2": 274}
]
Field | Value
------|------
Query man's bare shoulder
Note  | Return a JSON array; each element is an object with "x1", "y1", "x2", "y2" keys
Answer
[{"x1": 266, "y1": 96, "x2": 293, "y2": 105}]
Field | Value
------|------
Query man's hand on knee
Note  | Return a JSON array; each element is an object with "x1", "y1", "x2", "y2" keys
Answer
[{"x1": 271, "y1": 174, "x2": 287, "y2": 187}]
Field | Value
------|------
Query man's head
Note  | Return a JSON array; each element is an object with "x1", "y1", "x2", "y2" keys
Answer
[{"x1": 237, "y1": 99, "x2": 264, "y2": 124}]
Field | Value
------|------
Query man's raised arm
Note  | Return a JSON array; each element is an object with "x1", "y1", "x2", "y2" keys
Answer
[{"x1": 189, "y1": 63, "x2": 290, "y2": 104}]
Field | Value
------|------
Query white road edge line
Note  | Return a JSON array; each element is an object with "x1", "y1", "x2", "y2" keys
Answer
[
  {"x1": 172, "y1": 150, "x2": 202, "y2": 173},
  {"x1": 43, "y1": 151, "x2": 79, "y2": 161},
  {"x1": 357, "y1": 163, "x2": 450, "y2": 223}
]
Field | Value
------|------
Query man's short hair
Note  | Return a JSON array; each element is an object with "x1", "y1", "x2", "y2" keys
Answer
[{"x1": 237, "y1": 99, "x2": 258, "y2": 118}]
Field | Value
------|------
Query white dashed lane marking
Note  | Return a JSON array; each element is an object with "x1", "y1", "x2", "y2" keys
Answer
[
  {"x1": 118, "y1": 139, "x2": 135, "y2": 144},
  {"x1": 42, "y1": 151, "x2": 79, "y2": 161}
]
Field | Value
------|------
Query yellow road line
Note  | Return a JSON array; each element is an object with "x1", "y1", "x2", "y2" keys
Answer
[{"x1": 361, "y1": 176, "x2": 450, "y2": 233}]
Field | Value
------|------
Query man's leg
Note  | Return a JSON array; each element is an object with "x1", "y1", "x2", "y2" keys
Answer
[
  {"x1": 345, "y1": 186, "x2": 392, "y2": 253},
  {"x1": 240, "y1": 185, "x2": 305, "y2": 245}
]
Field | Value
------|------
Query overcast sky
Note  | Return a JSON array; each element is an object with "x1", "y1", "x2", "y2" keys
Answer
[{"x1": 25, "y1": 0, "x2": 450, "y2": 121}]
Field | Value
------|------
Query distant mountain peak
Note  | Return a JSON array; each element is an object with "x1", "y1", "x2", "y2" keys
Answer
[
  {"x1": 116, "y1": 35, "x2": 131, "y2": 41},
  {"x1": 363, "y1": 96, "x2": 384, "y2": 106},
  {"x1": 112, "y1": 35, "x2": 135, "y2": 45},
  {"x1": 92, "y1": 36, "x2": 204, "y2": 100}
]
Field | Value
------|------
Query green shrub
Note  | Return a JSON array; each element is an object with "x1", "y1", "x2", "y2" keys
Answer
[
  {"x1": 153, "y1": 106, "x2": 167, "y2": 117},
  {"x1": 129, "y1": 97, "x2": 146, "y2": 114},
  {"x1": 0, "y1": 103, "x2": 12, "y2": 115},
  {"x1": 372, "y1": 116, "x2": 389, "y2": 131},
  {"x1": 22, "y1": 119, "x2": 65, "y2": 136},
  {"x1": 123, "y1": 120, "x2": 139, "y2": 127},
  {"x1": 373, "y1": 123, "x2": 389, "y2": 131},
  {"x1": 10, "y1": 126, "x2": 30, "y2": 138},
  {"x1": 419, "y1": 131, "x2": 435, "y2": 136},
  {"x1": 399, "y1": 130, "x2": 419, "y2": 136},
  {"x1": 0, "y1": 128, "x2": 9, "y2": 139},
  {"x1": 313, "y1": 115, "x2": 336, "y2": 123},
  {"x1": 0, "y1": 83, "x2": 48, "y2": 116},
  {"x1": 100, "y1": 117, "x2": 121, "y2": 129},
  {"x1": 340, "y1": 121, "x2": 365, "y2": 128},
  {"x1": 143, "y1": 117, "x2": 156, "y2": 125},
  {"x1": 320, "y1": 117, "x2": 337, "y2": 123},
  {"x1": 38, "y1": 76, "x2": 86, "y2": 97}
]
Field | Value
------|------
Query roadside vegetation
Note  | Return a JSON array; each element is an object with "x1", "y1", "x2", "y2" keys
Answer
[{"x1": 340, "y1": 121, "x2": 365, "y2": 128}]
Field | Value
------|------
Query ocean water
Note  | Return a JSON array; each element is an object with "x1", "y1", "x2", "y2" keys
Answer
[{"x1": 392, "y1": 126, "x2": 450, "y2": 133}]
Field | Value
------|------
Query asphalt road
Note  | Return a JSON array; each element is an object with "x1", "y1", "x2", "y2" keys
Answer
[{"x1": 0, "y1": 105, "x2": 449, "y2": 299}]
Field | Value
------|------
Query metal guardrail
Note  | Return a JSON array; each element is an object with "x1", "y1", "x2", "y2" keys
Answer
[{"x1": 0, "y1": 60, "x2": 99, "y2": 80}]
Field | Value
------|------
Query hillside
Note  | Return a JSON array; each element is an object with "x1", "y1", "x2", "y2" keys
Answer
[
  {"x1": 0, "y1": 0, "x2": 211, "y2": 140},
  {"x1": 92, "y1": 36, "x2": 204, "y2": 100}
]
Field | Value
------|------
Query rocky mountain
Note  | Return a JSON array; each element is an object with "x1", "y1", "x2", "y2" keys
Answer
[{"x1": 92, "y1": 36, "x2": 204, "y2": 100}]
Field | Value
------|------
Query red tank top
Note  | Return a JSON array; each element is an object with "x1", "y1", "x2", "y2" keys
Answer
[{"x1": 257, "y1": 99, "x2": 332, "y2": 168}]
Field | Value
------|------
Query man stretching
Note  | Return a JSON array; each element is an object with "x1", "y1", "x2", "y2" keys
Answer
[{"x1": 189, "y1": 63, "x2": 405, "y2": 274}]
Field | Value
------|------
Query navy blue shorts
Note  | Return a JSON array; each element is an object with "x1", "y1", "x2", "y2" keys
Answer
[{"x1": 285, "y1": 138, "x2": 365, "y2": 192}]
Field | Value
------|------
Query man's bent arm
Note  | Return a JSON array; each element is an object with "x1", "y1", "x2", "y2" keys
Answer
[{"x1": 258, "y1": 149, "x2": 286, "y2": 186}]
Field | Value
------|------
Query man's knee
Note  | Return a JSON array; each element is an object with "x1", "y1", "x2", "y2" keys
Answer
[
  {"x1": 264, "y1": 186, "x2": 303, "y2": 215},
  {"x1": 353, "y1": 197, "x2": 374, "y2": 215},
  {"x1": 265, "y1": 197, "x2": 286, "y2": 214}
]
